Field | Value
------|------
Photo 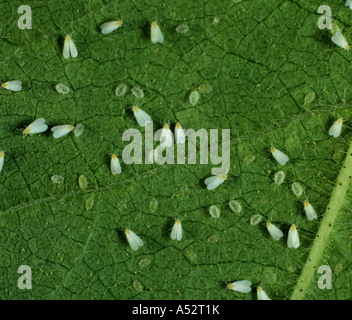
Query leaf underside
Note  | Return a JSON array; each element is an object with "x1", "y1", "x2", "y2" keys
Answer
[{"x1": 1, "y1": 0, "x2": 352, "y2": 300}]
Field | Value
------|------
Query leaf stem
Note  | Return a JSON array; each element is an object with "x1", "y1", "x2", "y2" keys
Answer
[{"x1": 291, "y1": 138, "x2": 352, "y2": 300}]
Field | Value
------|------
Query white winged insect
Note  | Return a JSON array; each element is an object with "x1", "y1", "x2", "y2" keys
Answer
[
  {"x1": 303, "y1": 201, "x2": 318, "y2": 221},
  {"x1": 0, "y1": 151, "x2": 4, "y2": 172},
  {"x1": 100, "y1": 20, "x2": 123, "y2": 35},
  {"x1": 204, "y1": 174, "x2": 228, "y2": 190},
  {"x1": 110, "y1": 154, "x2": 122, "y2": 175},
  {"x1": 125, "y1": 229, "x2": 144, "y2": 251},
  {"x1": 331, "y1": 32, "x2": 350, "y2": 51},
  {"x1": 170, "y1": 220, "x2": 183, "y2": 241},
  {"x1": 287, "y1": 224, "x2": 300, "y2": 249},
  {"x1": 132, "y1": 106, "x2": 152, "y2": 127},
  {"x1": 175, "y1": 122, "x2": 186, "y2": 144},
  {"x1": 266, "y1": 222, "x2": 283, "y2": 241},
  {"x1": 51, "y1": 124, "x2": 74, "y2": 138},
  {"x1": 257, "y1": 286, "x2": 271, "y2": 300},
  {"x1": 227, "y1": 280, "x2": 251, "y2": 293},
  {"x1": 23, "y1": 118, "x2": 48, "y2": 136},
  {"x1": 151, "y1": 21, "x2": 164, "y2": 44},
  {"x1": 1, "y1": 80, "x2": 22, "y2": 92},
  {"x1": 63, "y1": 35, "x2": 78, "y2": 59},
  {"x1": 328, "y1": 117, "x2": 343, "y2": 138},
  {"x1": 160, "y1": 123, "x2": 173, "y2": 147},
  {"x1": 270, "y1": 147, "x2": 289, "y2": 165}
]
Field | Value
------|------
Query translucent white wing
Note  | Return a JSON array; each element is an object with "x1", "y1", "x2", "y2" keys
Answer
[
  {"x1": 204, "y1": 175, "x2": 218, "y2": 189},
  {"x1": 0, "y1": 152, "x2": 4, "y2": 172},
  {"x1": 133, "y1": 107, "x2": 151, "y2": 127},
  {"x1": 170, "y1": 223, "x2": 178, "y2": 240},
  {"x1": 331, "y1": 35, "x2": 344, "y2": 48},
  {"x1": 287, "y1": 230, "x2": 293, "y2": 248},
  {"x1": 287, "y1": 226, "x2": 300, "y2": 249},
  {"x1": 277, "y1": 150, "x2": 289, "y2": 165},
  {"x1": 111, "y1": 156, "x2": 122, "y2": 175},
  {"x1": 291, "y1": 230, "x2": 300, "y2": 248},
  {"x1": 51, "y1": 125, "x2": 73, "y2": 138},
  {"x1": 134, "y1": 111, "x2": 145, "y2": 126},
  {"x1": 135, "y1": 237, "x2": 143, "y2": 246},
  {"x1": 9, "y1": 80, "x2": 22, "y2": 87},
  {"x1": 69, "y1": 39, "x2": 78, "y2": 58},
  {"x1": 204, "y1": 175, "x2": 224, "y2": 190},
  {"x1": 4, "y1": 80, "x2": 22, "y2": 91},
  {"x1": 30, "y1": 124, "x2": 48, "y2": 134},
  {"x1": 28, "y1": 118, "x2": 46, "y2": 129},
  {"x1": 272, "y1": 148, "x2": 289, "y2": 165},
  {"x1": 63, "y1": 36, "x2": 70, "y2": 59},
  {"x1": 177, "y1": 224, "x2": 182, "y2": 240},
  {"x1": 160, "y1": 128, "x2": 173, "y2": 147},
  {"x1": 257, "y1": 287, "x2": 271, "y2": 300},
  {"x1": 101, "y1": 21, "x2": 119, "y2": 35},
  {"x1": 151, "y1": 23, "x2": 164, "y2": 44},
  {"x1": 171, "y1": 221, "x2": 182, "y2": 241},
  {"x1": 328, "y1": 118, "x2": 343, "y2": 138},
  {"x1": 328, "y1": 123, "x2": 339, "y2": 137},
  {"x1": 131, "y1": 230, "x2": 144, "y2": 246},
  {"x1": 126, "y1": 233, "x2": 140, "y2": 251},
  {"x1": 233, "y1": 280, "x2": 251, "y2": 293},
  {"x1": 175, "y1": 126, "x2": 186, "y2": 144},
  {"x1": 331, "y1": 32, "x2": 348, "y2": 49},
  {"x1": 304, "y1": 202, "x2": 317, "y2": 221},
  {"x1": 267, "y1": 223, "x2": 283, "y2": 241},
  {"x1": 138, "y1": 108, "x2": 152, "y2": 123}
]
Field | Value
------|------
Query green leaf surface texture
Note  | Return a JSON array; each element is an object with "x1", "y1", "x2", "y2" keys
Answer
[{"x1": 0, "y1": 0, "x2": 352, "y2": 300}]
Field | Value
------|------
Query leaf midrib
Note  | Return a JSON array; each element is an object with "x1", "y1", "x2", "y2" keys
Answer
[{"x1": 291, "y1": 137, "x2": 352, "y2": 299}]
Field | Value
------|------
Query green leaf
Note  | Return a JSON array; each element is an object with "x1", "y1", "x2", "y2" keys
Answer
[{"x1": 1, "y1": 0, "x2": 352, "y2": 300}]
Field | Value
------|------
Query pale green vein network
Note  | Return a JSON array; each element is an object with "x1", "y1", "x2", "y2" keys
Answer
[
  {"x1": 1, "y1": 0, "x2": 352, "y2": 300},
  {"x1": 0, "y1": 105, "x2": 348, "y2": 218}
]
